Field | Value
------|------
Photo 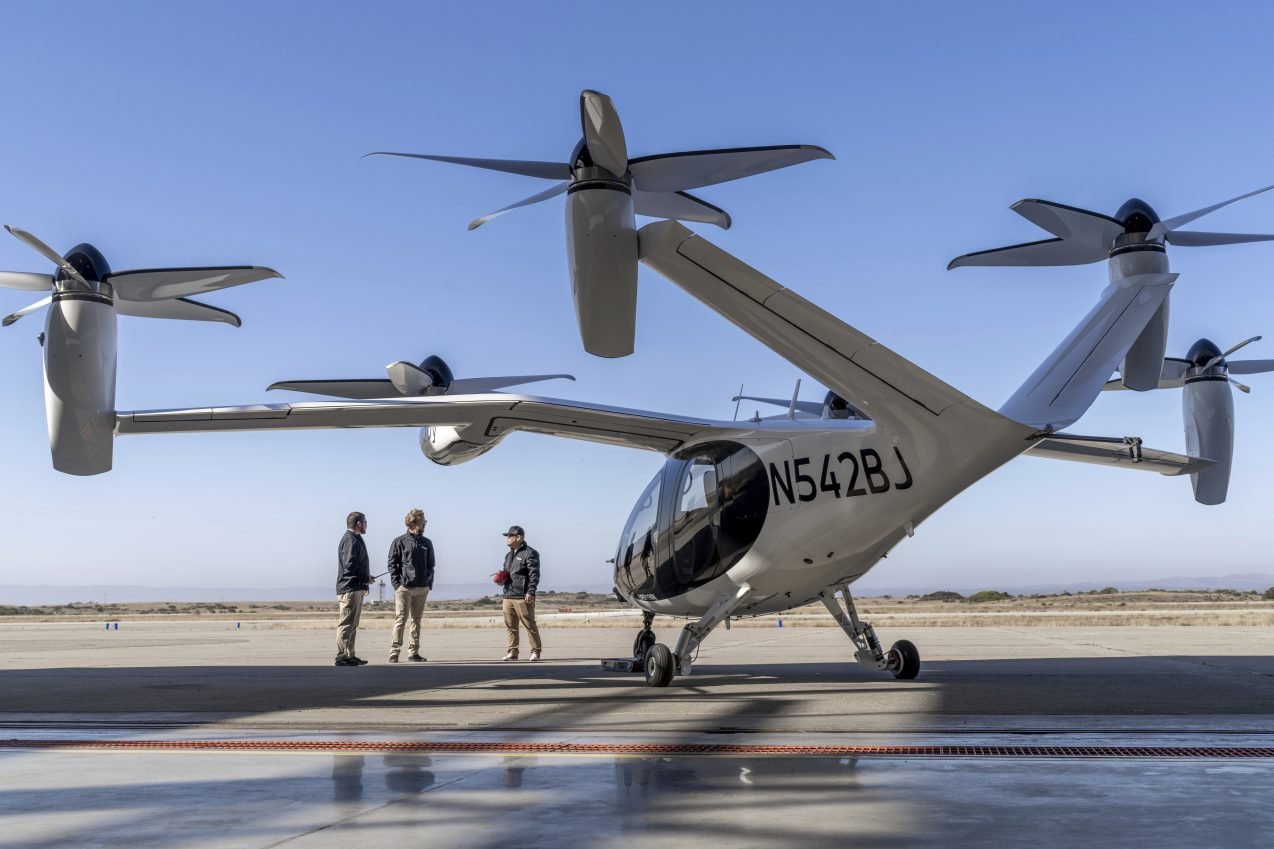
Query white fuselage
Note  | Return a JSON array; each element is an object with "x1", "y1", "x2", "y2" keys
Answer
[{"x1": 618, "y1": 408, "x2": 1031, "y2": 619}]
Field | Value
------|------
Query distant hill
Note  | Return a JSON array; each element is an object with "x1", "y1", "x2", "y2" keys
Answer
[
  {"x1": 4, "y1": 575, "x2": 1272, "y2": 606},
  {"x1": 0, "y1": 583, "x2": 617, "y2": 606}
]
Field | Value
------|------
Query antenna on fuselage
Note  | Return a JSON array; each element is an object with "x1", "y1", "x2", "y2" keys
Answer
[{"x1": 787, "y1": 378, "x2": 802, "y2": 420}]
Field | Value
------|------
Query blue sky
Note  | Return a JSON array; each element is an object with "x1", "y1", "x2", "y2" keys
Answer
[{"x1": 3, "y1": 2, "x2": 1274, "y2": 595}]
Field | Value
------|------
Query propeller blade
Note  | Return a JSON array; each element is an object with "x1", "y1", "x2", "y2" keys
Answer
[
  {"x1": 115, "y1": 297, "x2": 241, "y2": 326},
  {"x1": 1164, "y1": 230, "x2": 1274, "y2": 247},
  {"x1": 4, "y1": 226, "x2": 89, "y2": 287},
  {"x1": 1206, "y1": 335, "x2": 1263, "y2": 370},
  {"x1": 628, "y1": 145, "x2": 833, "y2": 193},
  {"x1": 632, "y1": 190, "x2": 731, "y2": 228},
  {"x1": 1229, "y1": 377, "x2": 1252, "y2": 394},
  {"x1": 1, "y1": 295, "x2": 51, "y2": 327},
  {"x1": 107, "y1": 266, "x2": 282, "y2": 302},
  {"x1": 579, "y1": 90, "x2": 628, "y2": 176},
  {"x1": 0, "y1": 271, "x2": 53, "y2": 292},
  {"x1": 1227, "y1": 359, "x2": 1274, "y2": 375},
  {"x1": 1150, "y1": 183, "x2": 1274, "y2": 239},
  {"x1": 267, "y1": 379, "x2": 399, "y2": 399},
  {"x1": 364, "y1": 152, "x2": 569, "y2": 180},
  {"x1": 468, "y1": 182, "x2": 569, "y2": 230},
  {"x1": 448, "y1": 373, "x2": 575, "y2": 394},
  {"x1": 1011, "y1": 199, "x2": 1124, "y2": 243},
  {"x1": 948, "y1": 237, "x2": 1108, "y2": 269}
]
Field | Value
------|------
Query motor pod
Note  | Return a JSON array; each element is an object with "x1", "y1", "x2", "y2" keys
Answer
[
  {"x1": 419, "y1": 425, "x2": 504, "y2": 466},
  {"x1": 44, "y1": 294, "x2": 117, "y2": 475},
  {"x1": 1113, "y1": 244, "x2": 1172, "y2": 391},
  {"x1": 565, "y1": 164, "x2": 638, "y2": 358},
  {"x1": 1183, "y1": 373, "x2": 1234, "y2": 505}
]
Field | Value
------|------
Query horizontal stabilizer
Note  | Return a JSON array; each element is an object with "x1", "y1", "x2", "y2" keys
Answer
[
  {"x1": 1026, "y1": 433, "x2": 1213, "y2": 477},
  {"x1": 116, "y1": 297, "x2": 241, "y2": 326}
]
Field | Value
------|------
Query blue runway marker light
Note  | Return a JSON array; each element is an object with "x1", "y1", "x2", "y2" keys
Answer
[
  {"x1": 777, "y1": 618, "x2": 783, "y2": 628},
  {"x1": 104, "y1": 623, "x2": 109, "y2": 630},
  {"x1": 113, "y1": 622, "x2": 119, "y2": 630},
  {"x1": 236, "y1": 622, "x2": 240, "y2": 629}
]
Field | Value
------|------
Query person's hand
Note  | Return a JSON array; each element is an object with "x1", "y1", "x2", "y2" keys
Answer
[{"x1": 525, "y1": 593, "x2": 534, "y2": 605}]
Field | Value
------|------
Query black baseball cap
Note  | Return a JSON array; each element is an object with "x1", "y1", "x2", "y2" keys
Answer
[{"x1": 503, "y1": 525, "x2": 525, "y2": 537}]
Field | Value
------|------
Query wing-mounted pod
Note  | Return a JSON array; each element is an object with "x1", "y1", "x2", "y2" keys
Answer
[
  {"x1": 1105, "y1": 336, "x2": 1274, "y2": 504},
  {"x1": 0, "y1": 226, "x2": 279, "y2": 475},
  {"x1": 419, "y1": 424, "x2": 504, "y2": 466},
  {"x1": 269, "y1": 356, "x2": 575, "y2": 466}
]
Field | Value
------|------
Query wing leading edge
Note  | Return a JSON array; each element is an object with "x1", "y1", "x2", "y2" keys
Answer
[{"x1": 115, "y1": 394, "x2": 733, "y2": 455}]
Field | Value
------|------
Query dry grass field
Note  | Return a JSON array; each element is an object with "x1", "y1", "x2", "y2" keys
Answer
[{"x1": 4, "y1": 588, "x2": 1274, "y2": 628}]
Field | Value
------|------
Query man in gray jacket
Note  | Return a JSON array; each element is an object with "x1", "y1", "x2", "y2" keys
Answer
[
  {"x1": 500, "y1": 525, "x2": 541, "y2": 661},
  {"x1": 387, "y1": 507, "x2": 436, "y2": 663}
]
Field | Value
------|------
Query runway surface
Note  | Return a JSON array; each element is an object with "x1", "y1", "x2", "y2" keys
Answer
[{"x1": 2, "y1": 622, "x2": 1273, "y2": 847}]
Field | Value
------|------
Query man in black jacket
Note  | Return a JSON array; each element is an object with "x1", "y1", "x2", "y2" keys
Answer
[
  {"x1": 335, "y1": 511, "x2": 371, "y2": 667},
  {"x1": 387, "y1": 507, "x2": 435, "y2": 663},
  {"x1": 500, "y1": 525, "x2": 542, "y2": 661}
]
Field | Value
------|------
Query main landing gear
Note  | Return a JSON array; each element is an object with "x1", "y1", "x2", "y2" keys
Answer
[
  {"x1": 601, "y1": 587, "x2": 753, "y2": 687},
  {"x1": 820, "y1": 586, "x2": 920, "y2": 680}
]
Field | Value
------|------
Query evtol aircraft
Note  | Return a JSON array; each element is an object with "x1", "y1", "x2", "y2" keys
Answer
[{"x1": 1, "y1": 91, "x2": 1268, "y2": 687}]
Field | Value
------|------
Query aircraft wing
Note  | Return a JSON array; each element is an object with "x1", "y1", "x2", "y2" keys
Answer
[
  {"x1": 1025, "y1": 433, "x2": 1213, "y2": 476},
  {"x1": 638, "y1": 221, "x2": 1009, "y2": 435},
  {"x1": 115, "y1": 394, "x2": 730, "y2": 455}
]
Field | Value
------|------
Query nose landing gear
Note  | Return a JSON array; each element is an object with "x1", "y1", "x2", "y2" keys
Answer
[{"x1": 821, "y1": 586, "x2": 920, "y2": 680}]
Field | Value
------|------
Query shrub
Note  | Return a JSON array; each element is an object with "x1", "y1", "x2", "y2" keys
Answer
[
  {"x1": 1097, "y1": 587, "x2": 1118, "y2": 595},
  {"x1": 1264, "y1": 587, "x2": 1274, "y2": 601},
  {"x1": 966, "y1": 590, "x2": 1012, "y2": 604},
  {"x1": 474, "y1": 596, "x2": 496, "y2": 606},
  {"x1": 921, "y1": 591, "x2": 964, "y2": 602}
]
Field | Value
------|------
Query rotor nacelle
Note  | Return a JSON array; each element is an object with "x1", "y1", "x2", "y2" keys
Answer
[{"x1": 419, "y1": 425, "x2": 504, "y2": 466}]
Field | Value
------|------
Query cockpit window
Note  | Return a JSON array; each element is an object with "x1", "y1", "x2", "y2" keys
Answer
[{"x1": 616, "y1": 470, "x2": 661, "y2": 592}]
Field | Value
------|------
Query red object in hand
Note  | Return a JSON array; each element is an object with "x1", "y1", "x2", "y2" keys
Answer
[{"x1": 492, "y1": 569, "x2": 510, "y2": 585}]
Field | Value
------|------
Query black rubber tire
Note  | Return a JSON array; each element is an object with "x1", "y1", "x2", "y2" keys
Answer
[
  {"x1": 888, "y1": 639, "x2": 920, "y2": 680},
  {"x1": 644, "y1": 643, "x2": 675, "y2": 687},
  {"x1": 633, "y1": 630, "x2": 656, "y2": 660}
]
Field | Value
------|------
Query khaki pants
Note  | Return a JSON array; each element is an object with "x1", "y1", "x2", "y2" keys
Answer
[
  {"x1": 389, "y1": 586, "x2": 430, "y2": 658},
  {"x1": 502, "y1": 598, "x2": 541, "y2": 655},
  {"x1": 336, "y1": 590, "x2": 365, "y2": 660}
]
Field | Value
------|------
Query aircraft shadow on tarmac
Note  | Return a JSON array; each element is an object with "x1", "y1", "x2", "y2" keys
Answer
[{"x1": 3, "y1": 656, "x2": 1274, "y2": 729}]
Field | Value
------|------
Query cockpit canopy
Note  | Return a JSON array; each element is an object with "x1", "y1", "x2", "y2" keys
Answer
[{"x1": 614, "y1": 440, "x2": 768, "y2": 602}]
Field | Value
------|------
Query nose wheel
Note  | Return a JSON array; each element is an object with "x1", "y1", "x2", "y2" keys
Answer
[{"x1": 644, "y1": 643, "x2": 675, "y2": 687}]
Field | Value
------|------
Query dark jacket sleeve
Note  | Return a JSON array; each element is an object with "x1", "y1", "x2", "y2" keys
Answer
[
  {"x1": 337, "y1": 533, "x2": 358, "y2": 594},
  {"x1": 525, "y1": 548, "x2": 540, "y2": 596},
  {"x1": 426, "y1": 537, "x2": 436, "y2": 589},
  {"x1": 387, "y1": 536, "x2": 404, "y2": 589}
]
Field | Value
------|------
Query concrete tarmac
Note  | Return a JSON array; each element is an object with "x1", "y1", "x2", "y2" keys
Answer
[{"x1": 2, "y1": 622, "x2": 1273, "y2": 847}]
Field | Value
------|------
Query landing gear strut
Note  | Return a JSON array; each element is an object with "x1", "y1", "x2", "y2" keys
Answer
[
  {"x1": 642, "y1": 585, "x2": 752, "y2": 687},
  {"x1": 633, "y1": 610, "x2": 656, "y2": 660},
  {"x1": 820, "y1": 586, "x2": 920, "y2": 680}
]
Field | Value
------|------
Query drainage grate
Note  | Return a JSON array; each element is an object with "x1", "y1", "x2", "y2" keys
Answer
[{"x1": 3, "y1": 739, "x2": 1274, "y2": 758}]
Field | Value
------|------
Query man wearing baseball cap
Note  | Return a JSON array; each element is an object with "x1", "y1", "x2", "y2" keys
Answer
[{"x1": 499, "y1": 525, "x2": 542, "y2": 661}]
